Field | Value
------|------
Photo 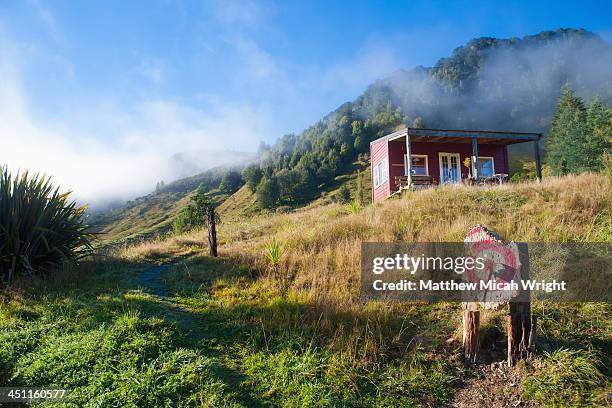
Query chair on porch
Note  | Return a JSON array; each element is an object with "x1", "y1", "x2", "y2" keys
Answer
[
  {"x1": 470, "y1": 173, "x2": 509, "y2": 185},
  {"x1": 395, "y1": 175, "x2": 436, "y2": 191}
]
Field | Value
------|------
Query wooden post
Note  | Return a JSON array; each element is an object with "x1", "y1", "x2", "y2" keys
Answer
[
  {"x1": 405, "y1": 130, "x2": 413, "y2": 187},
  {"x1": 207, "y1": 207, "x2": 218, "y2": 257},
  {"x1": 471, "y1": 137, "x2": 479, "y2": 180},
  {"x1": 507, "y1": 314, "x2": 516, "y2": 366},
  {"x1": 527, "y1": 316, "x2": 537, "y2": 358},
  {"x1": 507, "y1": 302, "x2": 535, "y2": 366},
  {"x1": 463, "y1": 308, "x2": 480, "y2": 363},
  {"x1": 534, "y1": 139, "x2": 542, "y2": 182}
]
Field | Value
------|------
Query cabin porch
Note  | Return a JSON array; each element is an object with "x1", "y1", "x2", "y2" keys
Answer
[{"x1": 370, "y1": 127, "x2": 542, "y2": 203}]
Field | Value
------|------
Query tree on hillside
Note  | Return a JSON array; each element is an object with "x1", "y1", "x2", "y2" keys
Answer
[
  {"x1": 546, "y1": 87, "x2": 610, "y2": 175},
  {"x1": 353, "y1": 135, "x2": 366, "y2": 153},
  {"x1": 585, "y1": 97, "x2": 612, "y2": 170},
  {"x1": 173, "y1": 185, "x2": 214, "y2": 234},
  {"x1": 352, "y1": 120, "x2": 367, "y2": 153},
  {"x1": 353, "y1": 170, "x2": 368, "y2": 205},
  {"x1": 256, "y1": 177, "x2": 280, "y2": 209},
  {"x1": 336, "y1": 183, "x2": 351, "y2": 203},
  {"x1": 276, "y1": 169, "x2": 299, "y2": 203},
  {"x1": 412, "y1": 117, "x2": 425, "y2": 128},
  {"x1": 546, "y1": 87, "x2": 588, "y2": 175},
  {"x1": 340, "y1": 142, "x2": 352, "y2": 160},
  {"x1": 155, "y1": 180, "x2": 165, "y2": 192},
  {"x1": 242, "y1": 164, "x2": 263, "y2": 192},
  {"x1": 219, "y1": 170, "x2": 242, "y2": 194}
]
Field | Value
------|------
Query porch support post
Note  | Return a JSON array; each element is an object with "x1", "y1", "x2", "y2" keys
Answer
[
  {"x1": 405, "y1": 130, "x2": 413, "y2": 187},
  {"x1": 471, "y1": 137, "x2": 479, "y2": 180},
  {"x1": 534, "y1": 138, "x2": 542, "y2": 182}
]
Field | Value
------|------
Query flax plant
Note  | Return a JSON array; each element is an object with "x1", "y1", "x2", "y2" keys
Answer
[
  {"x1": 265, "y1": 238, "x2": 291, "y2": 295},
  {"x1": 0, "y1": 166, "x2": 95, "y2": 284}
]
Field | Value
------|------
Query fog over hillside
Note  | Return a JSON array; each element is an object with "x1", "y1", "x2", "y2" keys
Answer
[
  {"x1": 85, "y1": 150, "x2": 255, "y2": 213},
  {"x1": 366, "y1": 29, "x2": 612, "y2": 131}
]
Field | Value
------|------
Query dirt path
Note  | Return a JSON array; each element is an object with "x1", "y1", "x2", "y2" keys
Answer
[
  {"x1": 137, "y1": 263, "x2": 174, "y2": 297},
  {"x1": 450, "y1": 362, "x2": 538, "y2": 407}
]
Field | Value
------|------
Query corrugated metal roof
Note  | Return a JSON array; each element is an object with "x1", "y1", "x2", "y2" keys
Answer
[{"x1": 370, "y1": 127, "x2": 541, "y2": 145}]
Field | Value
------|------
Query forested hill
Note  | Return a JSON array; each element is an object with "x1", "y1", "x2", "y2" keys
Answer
[
  {"x1": 372, "y1": 28, "x2": 611, "y2": 130},
  {"x1": 243, "y1": 28, "x2": 612, "y2": 208}
]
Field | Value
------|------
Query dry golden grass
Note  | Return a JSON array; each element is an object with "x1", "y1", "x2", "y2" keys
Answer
[
  {"x1": 107, "y1": 173, "x2": 612, "y2": 385},
  {"x1": 117, "y1": 230, "x2": 207, "y2": 262},
  {"x1": 118, "y1": 173, "x2": 611, "y2": 311}
]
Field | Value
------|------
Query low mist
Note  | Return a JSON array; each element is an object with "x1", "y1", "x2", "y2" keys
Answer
[
  {"x1": 0, "y1": 51, "x2": 265, "y2": 208},
  {"x1": 377, "y1": 30, "x2": 612, "y2": 132}
]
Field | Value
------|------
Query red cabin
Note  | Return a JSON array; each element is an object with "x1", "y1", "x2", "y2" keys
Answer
[{"x1": 370, "y1": 127, "x2": 542, "y2": 203}]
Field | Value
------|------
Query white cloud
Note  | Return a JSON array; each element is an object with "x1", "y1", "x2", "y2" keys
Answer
[
  {"x1": 318, "y1": 43, "x2": 400, "y2": 91},
  {"x1": 231, "y1": 37, "x2": 280, "y2": 80},
  {"x1": 0, "y1": 36, "x2": 272, "y2": 204}
]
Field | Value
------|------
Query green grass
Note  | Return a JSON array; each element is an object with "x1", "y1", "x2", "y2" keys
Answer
[
  {"x1": 0, "y1": 256, "x2": 463, "y2": 407},
  {"x1": 2, "y1": 255, "x2": 608, "y2": 406},
  {"x1": 523, "y1": 348, "x2": 607, "y2": 406},
  {"x1": 93, "y1": 189, "x2": 231, "y2": 246}
]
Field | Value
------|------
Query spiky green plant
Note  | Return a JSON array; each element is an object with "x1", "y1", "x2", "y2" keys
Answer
[
  {"x1": 0, "y1": 166, "x2": 95, "y2": 284},
  {"x1": 264, "y1": 238, "x2": 284, "y2": 268},
  {"x1": 347, "y1": 200, "x2": 362, "y2": 214},
  {"x1": 265, "y1": 238, "x2": 293, "y2": 296}
]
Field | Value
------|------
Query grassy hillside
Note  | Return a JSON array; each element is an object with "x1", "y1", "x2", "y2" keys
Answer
[
  {"x1": 1, "y1": 173, "x2": 609, "y2": 406},
  {"x1": 97, "y1": 156, "x2": 372, "y2": 243},
  {"x1": 92, "y1": 189, "x2": 234, "y2": 245}
]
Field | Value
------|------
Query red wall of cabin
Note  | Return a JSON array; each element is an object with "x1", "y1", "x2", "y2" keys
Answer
[
  {"x1": 370, "y1": 139, "x2": 390, "y2": 203},
  {"x1": 387, "y1": 140, "x2": 509, "y2": 193}
]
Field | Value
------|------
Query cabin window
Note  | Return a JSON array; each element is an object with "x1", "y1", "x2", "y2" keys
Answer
[
  {"x1": 404, "y1": 154, "x2": 429, "y2": 176},
  {"x1": 477, "y1": 157, "x2": 495, "y2": 177},
  {"x1": 373, "y1": 159, "x2": 388, "y2": 188}
]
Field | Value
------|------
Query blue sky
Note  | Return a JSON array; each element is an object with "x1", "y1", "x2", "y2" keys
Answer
[{"x1": 1, "y1": 0, "x2": 610, "y2": 200}]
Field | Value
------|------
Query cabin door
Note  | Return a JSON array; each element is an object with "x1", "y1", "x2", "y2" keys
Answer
[{"x1": 439, "y1": 153, "x2": 461, "y2": 184}]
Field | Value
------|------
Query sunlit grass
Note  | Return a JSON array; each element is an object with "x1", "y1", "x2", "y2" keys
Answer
[{"x1": 0, "y1": 173, "x2": 610, "y2": 405}]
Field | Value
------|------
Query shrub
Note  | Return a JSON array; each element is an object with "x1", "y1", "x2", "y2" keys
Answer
[
  {"x1": 242, "y1": 164, "x2": 263, "y2": 193},
  {"x1": 264, "y1": 238, "x2": 284, "y2": 270},
  {"x1": 173, "y1": 185, "x2": 214, "y2": 234},
  {"x1": 0, "y1": 166, "x2": 94, "y2": 284},
  {"x1": 347, "y1": 200, "x2": 361, "y2": 214},
  {"x1": 603, "y1": 152, "x2": 612, "y2": 179},
  {"x1": 219, "y1": 170, "x2": 242, "y2": 194},
  {"x1": 256, "y1": 177, "x2": 280, "y2": 209},
  {"x1": 336, "y1": 184, "x2": 351, "y2": 204}
]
